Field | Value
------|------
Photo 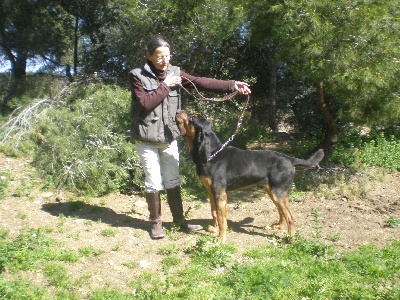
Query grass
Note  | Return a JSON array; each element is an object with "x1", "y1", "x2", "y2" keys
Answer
[
  {"x1": 78, "y1": 246, "x2": 105, "y2": 257},
  {"x1": 386, "y1": 216, "x2": 400, "y2": 228},
  {"x1": 101, "y1": 228, "x2": 118, "y2": 237},
  {"x1": 0, "y1": 228, "x2": 79, "y2": 273},
  {"x1": 1, "y1": 225, "x2": 398, "y2": 299},
  {"x1": 0, "y1": 170, "x2": 10, "y2": 200}
]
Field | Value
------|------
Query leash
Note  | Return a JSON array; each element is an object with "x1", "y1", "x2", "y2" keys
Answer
[
  {"x1": 179, "y1": 76, "x2": 250, "y2": 162},
  {"x1": 180, "y1": 76, "x2": 238, "y2": 101},
  {"x1": 207, "y1": 94, "x2": 250, "y2": 161}
]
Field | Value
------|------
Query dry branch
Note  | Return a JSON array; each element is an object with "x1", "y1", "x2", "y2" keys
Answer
[{"x1": 0, "y1": 99, "x2": 51, "y2": 143}]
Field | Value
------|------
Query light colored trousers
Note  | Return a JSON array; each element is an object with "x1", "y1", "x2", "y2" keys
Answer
[{"x1": 135, "y1": 140, "x2": 181, "y2": 192}]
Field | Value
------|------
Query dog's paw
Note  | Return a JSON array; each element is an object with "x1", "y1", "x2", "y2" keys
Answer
[
  {"x1": 216, "y1": 234, "x2": 227, "y2": 243},
  {"x1": 207, "y1": 225, "x2": 218, "y2": 233},
  {"x1": 271, "y1": 222, "x2": 283, "y2": 230}
]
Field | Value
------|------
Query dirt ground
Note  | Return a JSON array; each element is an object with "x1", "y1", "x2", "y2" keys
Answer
[{"x1": 1, "y1": 152, "x2": 399, "y2": 296}]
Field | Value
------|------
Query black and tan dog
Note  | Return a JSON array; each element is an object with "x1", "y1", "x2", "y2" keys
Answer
[{"x1": 176, "y1": 111, "x2": 324, "y2": 241}]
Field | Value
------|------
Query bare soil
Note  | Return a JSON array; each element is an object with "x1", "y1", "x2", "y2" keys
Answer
[{"x1": 1, "y1": 153, "x2": 399, "y2": 297}]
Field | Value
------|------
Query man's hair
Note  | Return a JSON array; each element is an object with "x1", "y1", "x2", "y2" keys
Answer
[{"x1": 147, "y1": 36, "x2": 171, "y2": 54}]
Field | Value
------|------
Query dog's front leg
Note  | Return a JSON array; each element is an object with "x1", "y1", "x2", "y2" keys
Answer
[
  {"x1": 208, "y1": 193, "x2": 219, "y2": 234},
  {"x1": 215, "y1": 188, "x2": 228, "y2": 242},
  {"x1": 200, "y1": 176, "x2": 218, "y2": 234}
]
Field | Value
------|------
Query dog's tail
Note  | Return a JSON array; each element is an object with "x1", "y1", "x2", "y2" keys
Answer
[{"x1": 291, "y1": 149, "x2": 324, "y2": 168}]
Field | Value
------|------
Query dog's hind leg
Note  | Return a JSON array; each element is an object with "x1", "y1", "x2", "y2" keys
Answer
[
  {"x1": 279, "y1": 191, "x2": 295, "y2": 236},
  {"x1": 266, "y1": 187, "x2": 295, "y2": 236},
  {"x1": 266, "y1": 187, "x2": 285, "y2": 229}
]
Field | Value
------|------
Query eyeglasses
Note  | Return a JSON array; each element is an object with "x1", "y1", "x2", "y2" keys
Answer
[{"x1": 156, "y1": 55, "x2": 172, "y2": 62}]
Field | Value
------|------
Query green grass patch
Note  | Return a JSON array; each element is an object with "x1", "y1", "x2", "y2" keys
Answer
[
  {"x1": 78, "y1": 245, "x2": 105, "y2": 257},
  {"x1": 0, "y1": 170, "x2": 10, "y2": 200},
  {"x1": 44, "y1": 262, "x2": 71, "y2": 289},
  {"x1": 118, "y1": 238, "x2": 400, "y2": 299},
  {"x1": 386, "y1": 216, "x2": 400, "y2": 228},
  {"x1": 0, "y1": 276, "x2": 50, "y2": 300},
  {"x1": 0, "y1": 228, "x2": 79, "y2": 273},
  {"x1": 101, "y1": 228, "x2": 118, "y2": 237},
  {"x1": 1, "y1": 228, "x2": 399, "y2": 299},
  {"x1": 185, "y1": 234, "x2": 237, "y2": 270},
  {"x1": 221, "y1": 240, "x2": 400, "y2": 300}
]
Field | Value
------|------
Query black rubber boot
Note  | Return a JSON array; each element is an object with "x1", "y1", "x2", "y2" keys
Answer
[
  {"x1": 145, "y1": 192, "x2": 166, "y2": 239},
  {"x1": 166, "y1": 186, "x2": 203, "y2": 232}
]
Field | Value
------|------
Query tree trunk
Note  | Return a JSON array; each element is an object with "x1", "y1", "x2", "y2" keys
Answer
[
  {"x1": 1, "y1": 53, "x2": 27, "y2": 113},
  {"x1": 66, "y1": 64, "x2": 73, "y2": 82},
  {"x1": 12, "y1": 57, "x2": 27, "y2": 80},
  {"x1": 187, "y1": 42, "x2": 205, "y2": 74},
  {"x1": 73, "y1": 15, "x2": 79, "y2": 75},
  {"x1": 316, "y1": 81, "x2": 338, "y2": 155},
  {"x1": 268, "y1": 60, "x2": 277, "y2": 131}
]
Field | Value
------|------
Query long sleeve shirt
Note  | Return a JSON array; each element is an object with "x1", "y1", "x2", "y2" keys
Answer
[{"x1": 130, "y1": 64, "x2": 236, "y2": 111}]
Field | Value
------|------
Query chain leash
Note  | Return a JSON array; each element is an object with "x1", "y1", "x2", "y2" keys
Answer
[{"x1": 179, "y1": 76, "x2": 250, "y2": 162}]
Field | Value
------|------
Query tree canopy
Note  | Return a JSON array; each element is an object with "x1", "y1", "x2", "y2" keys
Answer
[
  {"x1": 1, "y1": 0, "x2": 399, "y2": 130},
  {"x1": 262, "y1": 0, "x2": 400, "y2": 125}
]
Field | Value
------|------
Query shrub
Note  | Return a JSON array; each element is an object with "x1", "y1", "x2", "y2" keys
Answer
[
  {"x1": 331, "y1": 127, "x2": 400, "y2": 172},
  {"x1": 31, "y1": 82, "x2": 143, "y2": 196}
]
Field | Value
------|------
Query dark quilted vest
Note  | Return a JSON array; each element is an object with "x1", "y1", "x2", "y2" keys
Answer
[{"x1": 130, "y1": 64, "x2": 181, "y2": 143}]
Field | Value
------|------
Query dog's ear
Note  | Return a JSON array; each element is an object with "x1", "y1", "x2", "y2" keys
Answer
[{"x1": 196, "y1": 126, "x2": 211, "y2": 164}]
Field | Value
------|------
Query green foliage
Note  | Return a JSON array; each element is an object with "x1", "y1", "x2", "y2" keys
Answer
[
  {"x1": 12, "y1": 177, "x2": 33, "y2": 198},
  {"x1": 260, "y1": 0, "x2": 400, "y2": 125},
  {"x1": 158, "y1": 244, "x2": 179, "y2": 256},
  {"x1": 0, "y1": 0, "x2": 73, "y2": 79},
  {"x1": 0, "y1": 277, "x2": 51, "y2": 300},
  {"x1": 178, "y1": 139, "x2": 206, "y2": 198},
  {"x1": 7, "y1": 76, "x2": 69, "y2": 110},
  {"x1": 69, "y1": 200, "x2": 86, "y2": 212},
  {"x1": 1, "y1": 76, "x2": 145, "y2": 196},
  {"x1": 331, "y1": 127, "x2": 400, "y2": 172},
  {"x1": 30, "y1": 81, "x2": 143, "y2": 196},
  {"x1": 88, "y1": 289, "x2": 136, "y2": 300},
  {"x1": 128, "y1": 271, "x2": 165, "y2": 296},
  {"x1": 41, "y1": 175, "x2": 54, "y2": 191},
  {"x1": 162, "y1": 256, "x2": 182, "y2": 273},
  {"x1": 342, "y1": 242, "x2": 400, "y2": 279},
  {"x1": 121, "y1": 260, "x2": 138, "y2": 269},
  {"x1": 356, "y1": 133, "x2": 400, "y2": 172}
]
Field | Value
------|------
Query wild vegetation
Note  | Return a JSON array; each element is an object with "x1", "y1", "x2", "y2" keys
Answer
[{"x1": 1, "y1": 0, "x2": 399, "y2": 299}]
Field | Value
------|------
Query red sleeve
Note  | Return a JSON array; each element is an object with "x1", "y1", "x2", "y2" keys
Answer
[
  {"x1": 181, "y1": 71, "x2": 235, "y2": 93},
  {"x1": 130, "y1": 73, "x2": 171, "y2": 111}
]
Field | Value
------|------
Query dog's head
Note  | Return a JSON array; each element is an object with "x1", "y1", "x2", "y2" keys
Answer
[
  {"x1": 176, "y1": 111, "x2": 195, "y2": 138},
  {"x1": 176, "y1": 111, "x2": 214, "y2": 163}
]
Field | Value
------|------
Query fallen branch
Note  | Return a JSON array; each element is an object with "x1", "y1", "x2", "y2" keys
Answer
[{"x1": 0, "y1": 99, "x2": 51, "y2": 143}]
